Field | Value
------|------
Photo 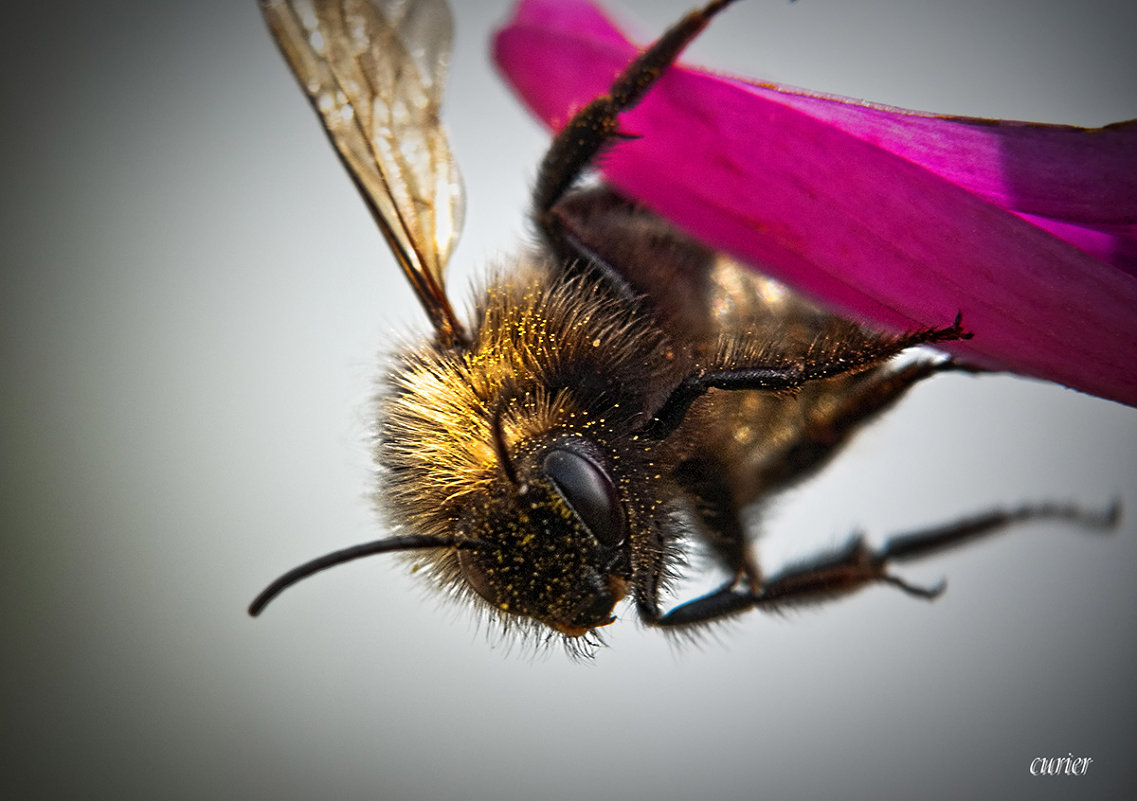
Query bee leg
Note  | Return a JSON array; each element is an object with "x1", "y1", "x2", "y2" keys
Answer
[
  {"x1": 675, "y1": 459, "x2": 762, "y2": 589},
  {"x1": 755, "y1": 502, "x2": 1119, "y2": 608},
  {"x1": 533, "y1": 0, "x2": 742, "y2": 254},
  {"x1": 640, "y1": 582, "x2": 757, "y2": 629},
  {"x1": 756, "y1": 359, "x2": 971, "y2": 494},
  {"x1": 640, "y1": 316, "x2": 972, "y2": 440},
  {"x1": 645, "y1": 501, "x2": 1118, "y2": 628}
]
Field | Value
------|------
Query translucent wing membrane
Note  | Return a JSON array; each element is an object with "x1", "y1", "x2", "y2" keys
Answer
[{"x1": 260, "y1": 0, "x2": 466, "y2": 343}]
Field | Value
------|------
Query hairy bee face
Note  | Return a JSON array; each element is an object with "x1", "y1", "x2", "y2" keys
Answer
[
  {"x1": 453, "y1": 437, "x2": 631, "y2": 636},
  {"x1": 372, "y1": 260, "x2": 683, "y2": 641}
]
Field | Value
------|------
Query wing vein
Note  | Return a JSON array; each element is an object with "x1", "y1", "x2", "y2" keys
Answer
[{"x1": 259, "y1": 0, "x2": 467, "y2": 344}]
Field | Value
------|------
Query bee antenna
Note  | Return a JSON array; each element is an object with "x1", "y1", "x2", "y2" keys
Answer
[
  {"x1": 490, "y1": 401, "x2": 521, "y2": 486},
  {"x1": 248, "y1": 535, "x2": 478, "y2": 617}
]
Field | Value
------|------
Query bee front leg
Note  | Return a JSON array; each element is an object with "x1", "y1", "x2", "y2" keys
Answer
[
  {"x1": 642, "y1": 502, "x2": 1118, "y2": 629},
  {"x1": 534, "y1": 0, "x2": 741, "y2": 255}
]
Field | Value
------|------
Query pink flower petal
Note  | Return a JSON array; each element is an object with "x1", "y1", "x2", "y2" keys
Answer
[
  {"x1": 715, "y1": 84, "x2": 1137, "y2": 277},
  {"x1": 494, "y1": 0, "x2": 1137, "y2": 407}
]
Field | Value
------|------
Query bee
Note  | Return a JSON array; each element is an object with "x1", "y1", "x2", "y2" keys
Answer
[{"x1": 248, "y1": 0, "x2": 1116, "y2": 651}]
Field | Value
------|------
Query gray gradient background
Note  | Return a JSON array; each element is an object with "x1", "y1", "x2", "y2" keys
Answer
[{"x1": 2, "y1": 1, "x2": 1136, "y2": 799}]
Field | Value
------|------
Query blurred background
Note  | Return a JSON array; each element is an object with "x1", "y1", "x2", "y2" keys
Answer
[{"x1": 2, "y1": 1, "x2": 1135, "y2": 799}]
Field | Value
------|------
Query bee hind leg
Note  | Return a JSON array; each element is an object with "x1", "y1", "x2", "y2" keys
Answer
[{"x1": 643, "y1": 501, "x2": 1118, "y2": 629}]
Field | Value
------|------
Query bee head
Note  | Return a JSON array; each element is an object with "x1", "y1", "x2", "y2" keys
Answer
[
  {"x1": 248, "y1": 432, "x2": 634, "y2": 642},
  {"x1": 456, "y1": 435, "x2": 631, "y2": 637}
]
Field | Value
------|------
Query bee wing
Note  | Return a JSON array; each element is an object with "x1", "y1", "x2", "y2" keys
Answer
[{"x1": 259, "y1": 0, "x2": 466, "y2": 343}]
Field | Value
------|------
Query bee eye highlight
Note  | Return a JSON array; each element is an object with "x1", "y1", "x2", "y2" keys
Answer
[{"x1": 543, "y1": 448, "x2": 625, "y2": 548}]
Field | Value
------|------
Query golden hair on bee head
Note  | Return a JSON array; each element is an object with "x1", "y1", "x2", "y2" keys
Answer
[{"x1": 372, "y1": 253, "x2": 686, "y2": 645}]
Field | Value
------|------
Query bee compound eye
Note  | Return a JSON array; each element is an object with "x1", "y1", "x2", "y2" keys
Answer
[{"x1": 543, "y1": 448, "x2": 625, "y2": 548}]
